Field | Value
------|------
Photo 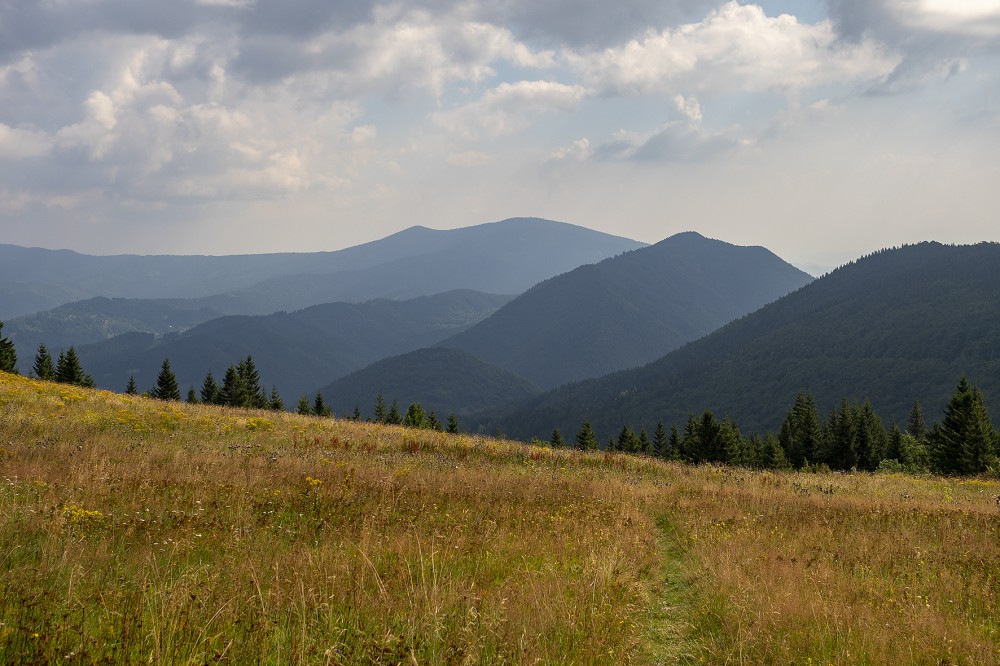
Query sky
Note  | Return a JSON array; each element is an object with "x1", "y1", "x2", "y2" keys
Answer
[{"x1": 1, "y1": 0, "x2": 999, "y2": 273}]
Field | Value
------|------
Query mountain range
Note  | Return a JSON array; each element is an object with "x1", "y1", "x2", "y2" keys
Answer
[
  {"x1": 0, "y1": 218, "x2": 644, "y2": 321},
  {"x1": 498, "y1": 242, "x2": 1000, "y2": 441}
]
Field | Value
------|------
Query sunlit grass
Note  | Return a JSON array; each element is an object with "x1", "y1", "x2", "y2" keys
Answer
[{"x1": 1, "y1": 371, "x2": 998, "y2": 664}]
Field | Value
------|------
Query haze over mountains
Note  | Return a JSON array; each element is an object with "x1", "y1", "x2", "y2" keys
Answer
[
  {"x1": 500, "y1": 242, "x2": 1000, "y2": 441},
  {"x1": 0, "y1": 218, "x2": 645, "y2": 320}
]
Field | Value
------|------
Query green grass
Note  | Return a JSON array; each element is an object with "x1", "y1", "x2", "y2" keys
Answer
[{"x1": 1, "y1": 372, "x2": 999, "y2": 664}]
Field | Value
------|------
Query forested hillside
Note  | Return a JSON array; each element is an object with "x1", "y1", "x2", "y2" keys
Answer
[
  {"x1": 442, "y1": 232, "x2": 812, "y2": 388},
  {"x1": 75, "y1": 291, "x2": 511, "y2": 401},
  {"x1": 500, "y1": 242, "x2": 1000, "y2": 441},
  {"x1": 320, "y1": 347, "x2": 541, "y2": 420}
]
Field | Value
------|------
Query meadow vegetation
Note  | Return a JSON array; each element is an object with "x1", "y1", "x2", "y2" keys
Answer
[{"x1": 1, "y1": 371, "x2": 998, "y2": 664}]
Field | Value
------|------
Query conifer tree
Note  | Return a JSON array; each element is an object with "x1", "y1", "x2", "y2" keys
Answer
[
  {"x1": 125, "y1": 375, "x2": 138, "y2": 395},
  {"x1": 427, "y1": 411, "x2": 442, "y2": 431},
  {"x1": 221, "y1": 366, "x2": 241, "y2": 407},
  {"x1": 373, "y1": 393, "x2": 388, "y2": 423},
  {"x1": 186, "y1": 386, "x2": 198, "y2": 404},
  {"x1": 387, "y1": 400, "x2": 402, "y2": 425},
  {"x1": 200, "y1": 371, "x2": 219, "y2": 405},
  {"x1": 237, "y1": 356, "x2": 266, "y2": 409},
  {"x1": 352, "y1": 405, "x2": 362, "y2": 421},
  {"x1": 447, "y1": 413, "x2": 460, "y2": 434},
  {"x1": 638, "y1": 429, "x2": 651, "y2": 455},
  {"x1": 653, "y1": 421, "x2": 667, "y2": 458},
  {"x1": 779, "y1": 393, "x2": 822, "y2": 468},
  {"x1": 313, "y1": 391, "x2": 331, "y2": 417},
  {"x1": 618, "y1": 426, "x2": 639, "y2": 454},
  {"x1": 853, "y1": 400, "x2": 887, "y2": 471},
  {"x1": 823, "y1": 399, "x2": 857, "y2": 471},
  {"x1": 607, "y1": 436, "x2": 617, "y2": 452},
  {"x1": 32, "y1": 343, "x2": 55, "y2": 380},
  {"x1": 151, "y1": 358, "x2": 181, "y2": 401},
  {"x1": 718, "y1": 418, "x2": 742, "y2": 466},
  {"x1": 667, "y1": 425, "x2": 681, "y2": 461},
  {"x1": 403, "y1": 403, "x2": 426, "y2": 428},
  {"x1": 575, "y1": 420, "x2": 599, "y2": 451},
  {"x1": 269, "y1": 386, "x2": 284, "y2": 411},
  {"x1": 907, "y1": 400, "x2": 927, "y2": 442},
  {"x1": 56, "y1": 347, "x2": 87, "y2": 386},
  {"x1": 296, "y1": 394, "x2": 311, "y2": 415},
  {"x1": 931, "y1": 377, "x2": 997, "y2": 475},
  {"x1": 550, "y1": 428, "x2": 564, "y2": 448},
  {"x1": 0, "y1": 321, "x2": 16, "y2": 374}
]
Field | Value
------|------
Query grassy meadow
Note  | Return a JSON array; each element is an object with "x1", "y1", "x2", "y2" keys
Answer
[{"x1": 0, "y1": 371, "x2": 998, "y2": 664}]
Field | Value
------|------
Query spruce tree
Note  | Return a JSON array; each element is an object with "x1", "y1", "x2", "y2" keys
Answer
[
  {"x1": 151, "y1": 358, "x2": 181, "y2": 401},
  {"x1": 32, "y1": 343, "x2": 55, "y2": 380},
  {"x1": 186, "y1": 386, "x2": 198, "y2": 404},
  {"x1": 387, "y1": 400, "x2": 402, "y2": 425},
  {"x1": 238, "y1": 356, "x2": 266, "y2": 409},
  {"x1": 221, "y1": 366, "x2": 240, "y2": 407},
  {"x1": 853, "y1": 400, "x2": 887, "y2": 471},
  {"x1": 296, "y1": 394, "x2": 311, "y2": 416},
  {"x1": 200, "y1": 371, "x2": 219, "y2": 405},
  {"x1": 313, "y1": 391, "x2": 331, "y2": 417},
  {"x1": 56, "y1": 347, "x2": 86, "y2": 386},
  {"x1": 373, "y1": 393, "x2": 388, "y2": 423},
  {"x1": 550, "y1": 428, "x2": 564, "y2": 448},
  {"x1": 780, "y1": 393, "x2": 822, "y2": 468},
  {"x1": 823, "y1": 399, "x2": 857, "y2": 471},
  {"x1": 352, "y1": 405, "x2": 362, "y2": 421},
  {"x1": 0, "y1": 321, "x2": 16, "y2": 374},
  {"x1": 447, "y1": 413, "x2": 460, "y2": 434},
  {"x1": 607, "y1": 436, "x2": 617, "y2": 452},
  {"x1": 638, "y1": 429, "x2": 651, "y2": 455},
  {"x1": 427, "y1": 411, "x2": 442, "y2": 431},
  {"x1": 907, "y1": 400, "x2": 927, "y2": 442},
  {"x1": 653, "y1": 421, "x2": 667, "y2": 458},
  {"x1": 617, "y1": 426, "x2": 638, "y2": 453},
  {"x1": 125, "y1": 375, "x2": 138, "y2": 395},
  {"x1": 667, "y1": 425, "x2": 681, "y2": 461},
  {"x1": 575, "y1": 420, "x2": 599, "y2": 451},
  {"x1": 269, "y1": 386, "x2": 284, "y2": 411},
  {"x1": 931, "y1": 377, "x2": 997, "y2": 475},
  {"x1": 403, "y1": 403, "x2": 426, "y2": 428}
]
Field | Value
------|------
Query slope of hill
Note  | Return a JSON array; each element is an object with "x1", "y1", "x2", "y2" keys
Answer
[
  {"x1": 0, "y1": 218, "x2": 643, "y2": 319},
  {"x1": 320, "y1": 347, "x2": 541, "y2": 419},
  {"x1": 499, "y1": 242, "x2": 1000, "y2": 441},
  {"x1": 441, "y1": 232, "x2": 813, "y2": 389},
  {"x1": 77, "y1": 291, "x2": 512, "y2": 400}
]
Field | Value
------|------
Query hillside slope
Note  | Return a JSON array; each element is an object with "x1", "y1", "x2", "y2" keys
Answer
[
  {"x1": 499, "y1": 242, "x2": 1000, "y2": 441},
  {"x1": 320, "y1": 347, "x2": 541, "y2": 419},
  {"x1": 77, "y1": 291, "x2": 512, "y2": 401},
  {"x1": 442, "y1": 232, "x2": 813, "y2": 389}
]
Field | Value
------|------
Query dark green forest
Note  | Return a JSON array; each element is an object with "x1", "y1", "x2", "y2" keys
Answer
[{"x1": 500, "y1": 242, "x2": 1000, "y2": 441}]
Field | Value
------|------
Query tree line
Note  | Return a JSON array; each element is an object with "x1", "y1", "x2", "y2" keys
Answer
[{"x1": 554, "y1": 377, "x2": 998, "y2": 477}]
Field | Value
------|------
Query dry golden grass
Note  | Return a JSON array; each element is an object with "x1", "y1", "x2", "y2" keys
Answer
[{"x1": 1, "y1": 372, "x2": 998, "y2": 664}]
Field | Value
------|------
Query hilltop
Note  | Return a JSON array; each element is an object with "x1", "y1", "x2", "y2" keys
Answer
[{"x1": 441, "y1": 231, "x2": 812, "y2": 389}]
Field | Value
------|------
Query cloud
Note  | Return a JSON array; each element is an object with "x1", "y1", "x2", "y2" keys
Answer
[
  {"x1": 433, "y1": 80, "x2": 586, "y2": 138},
  {"x1": 566, "y1": 2, "x2": 898, "y2": 96}
]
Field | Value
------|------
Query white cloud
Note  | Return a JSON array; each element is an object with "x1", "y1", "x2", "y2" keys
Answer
[
  {"x1": 903, "y1": 1, "x2": 1000, "y2": 35},
  {"x1": 433, "y1": 80, "x2": 586, "y2": 138},
  {"x1": 566, "y1": 2, "x2": 899, "y2": 95},
  {"x1": 548, "y1": 138, "x2": 592, "y2": 162},
  {"x1": 0, "y1": 123, "x2": 53, "y2": 158}
]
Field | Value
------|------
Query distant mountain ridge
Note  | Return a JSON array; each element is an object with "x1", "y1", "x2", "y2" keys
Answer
[
  {"x1": 440, "y1": 231, "x2": 813, "y2": 389},
  {"x1": 497, "y1": 242, "x2": 1000, "y2": 441},
  {"x1": 76, "y1": 291, "x2": 512, "y2": 401},
  {"x1": 0, "y1": 218, "x2": 645, "y2": 319}
]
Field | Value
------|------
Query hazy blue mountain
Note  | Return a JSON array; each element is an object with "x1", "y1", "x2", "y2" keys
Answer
[
  {"x1": 497, "y1": 242, "x2": 1000, "y2": 442},
  {"x1": 6, "y1": 297, "x2": 229, "y2": 368},
  {"x1": 76, "y1": 291, "x2": 512, "y2": 401},
  {"x1": 320, "y1": 347, "x2": 541, "y2": 420},
  {"x1": 441, "y1": 232, "x2": 813, "y2": 389},
  {"x1": 0, "y1": 218, "x2": 643, "y2": 318}
]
